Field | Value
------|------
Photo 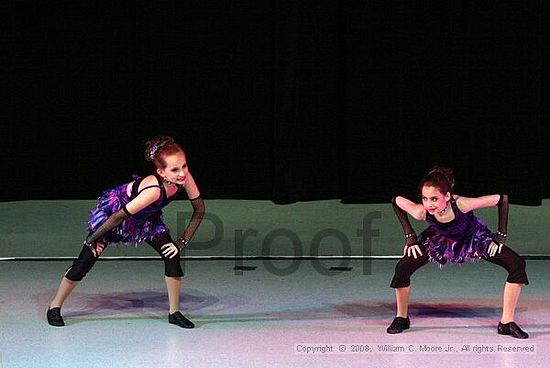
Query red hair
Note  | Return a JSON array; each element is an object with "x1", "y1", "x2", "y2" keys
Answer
[{"x1": 144, "y1": 136, "x2": 185, "y2": 169}]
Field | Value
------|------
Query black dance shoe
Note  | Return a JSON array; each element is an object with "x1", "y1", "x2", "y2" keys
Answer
[
  {"x1": 47, "y1": 307, "x2": 65, "y2": 327},
  {"x1": 169, "y1": 311, "x2": 195, "y2": 329},
  {"x1": 386, "y1": 316, "x2": 410, "y2": 334},
  {"x1": 497, "y1": 321, "x2": 529, "y2": 339}
]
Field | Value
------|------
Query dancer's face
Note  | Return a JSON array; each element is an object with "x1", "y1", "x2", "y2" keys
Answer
[
  {"x1": 421, "y1": 185, "x2": 450, "y2": 214},
  {"x1": 157, "y1": 151, "x2": 188, "y2": 185}
]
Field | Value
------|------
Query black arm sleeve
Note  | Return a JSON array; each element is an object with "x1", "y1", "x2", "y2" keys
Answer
[
  {"x1": 392, "y1": 197, "x2": 418, "y2": 246},
  {"x1": 493, "y1": 194, "x2": 509, "y2": 244},
  {"x1": 85, "y1": 209, "x2": 129, "y2": 245},
  {"x1": 174, "y1": 197, "x2": 205, "y2": 249}
]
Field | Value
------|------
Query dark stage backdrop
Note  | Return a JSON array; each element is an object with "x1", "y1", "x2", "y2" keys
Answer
[{"x1": 3, "y1": 1, "x2": 549, "y2": 205}]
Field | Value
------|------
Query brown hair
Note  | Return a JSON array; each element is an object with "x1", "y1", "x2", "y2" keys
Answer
[
  {"x1": 418, "y1": 165, "x2": 455, "y2": 196},
  {"x1": 144, "y1": 136, "x2": 185, "y2": 168}
]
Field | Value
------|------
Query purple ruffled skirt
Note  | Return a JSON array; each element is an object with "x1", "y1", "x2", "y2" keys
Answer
[
  {"x1": 87, "y1": 183, "x2": 168, "y2": 247},
  {"x1": 421, "y1": 219, "x2": 493, "y2": 265}
]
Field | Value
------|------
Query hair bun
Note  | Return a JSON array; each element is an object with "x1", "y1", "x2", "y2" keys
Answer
[
  {"x1": 429, "y1": 166, "x2": 455, "y2": 188},
  {"x1": 144, "y1": 136, "x2": 175, "y2": 162}
]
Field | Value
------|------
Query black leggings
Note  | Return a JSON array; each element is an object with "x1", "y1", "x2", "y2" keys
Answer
[
  {"x1": 390, "y1": 244, "x2": 529, "y2": 288},
  {"x1": 64, "y1": 232, "x2": 184, "y2": 281}
]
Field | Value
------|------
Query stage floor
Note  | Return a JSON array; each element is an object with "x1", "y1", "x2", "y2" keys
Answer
[{"x1": 1, "y1": 259, "x2": 548, "y2": 368}]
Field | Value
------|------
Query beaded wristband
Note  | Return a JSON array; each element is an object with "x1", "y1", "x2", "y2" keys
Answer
[
  {"x1": 496, "y1": 231, "x2": 507, "y2": 238},
  {"x1": 404, "y1": 233, "x2": 416, "y2": 239},
  {"x1": 175, "y1": 238, "x2": 189, "y2": 250}
]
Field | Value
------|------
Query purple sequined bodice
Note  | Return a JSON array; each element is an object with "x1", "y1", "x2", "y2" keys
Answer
[{"x1": 421, "y1": 199, "x2": 493, "y2": 264}]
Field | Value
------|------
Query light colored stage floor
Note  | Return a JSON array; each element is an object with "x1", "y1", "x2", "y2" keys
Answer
[
  {"x1": 1, "y1": 259, "x2": 549, "y2": 368},
  {"x1": 1, "y1": 199, "x2": 548, "y2": 367}
]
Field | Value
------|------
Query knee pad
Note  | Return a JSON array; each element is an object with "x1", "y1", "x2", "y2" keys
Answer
[
  {"x1": 390, "y1": 275, "x2": 410, "y2": 289},
  {"x1": 64, "y1": 246, "x2": 97, "y2": 281},
  {"x1": 507, "y1": 258, "x2": 529, "y2": 285},
  {"x1": 390, "y1": 261, "x2": 411, "y2": 288},
  {"x1": 163, "y1": 257, "x2": 184, "y2": 278}
]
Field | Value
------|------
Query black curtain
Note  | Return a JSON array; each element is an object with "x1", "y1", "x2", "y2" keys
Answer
[
  {"x1": 2, "y1": 1, "x2": 547, "y2": 205},
  {"x1": 342, "y1": 2, "x2": 545, "y2": 204}
]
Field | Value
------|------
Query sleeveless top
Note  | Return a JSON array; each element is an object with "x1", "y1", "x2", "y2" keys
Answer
[
  {"x1": 87, "y1": 174, "x2": 183, "y2": 246},
  {"x1": 125, "y1": 174, "x2": 182, "y2": 220},
  {"x1": 420, "y1": 199, "x2": 493, "y2": 264}
]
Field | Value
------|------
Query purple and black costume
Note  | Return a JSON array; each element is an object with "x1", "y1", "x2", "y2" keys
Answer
[
  {"x1": 390, "y1": 199, "x2": 528, "y2": 288},
  {"x1": 64, "y1": 174, "x2": 204, "y2": 281},
  {"x1": 87, "y1": 174, "x2": 182, "y2": 246},
  {"x1": 422, "y1": 199, "x2": 492, "y2": 264}
]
